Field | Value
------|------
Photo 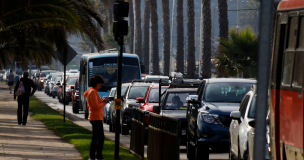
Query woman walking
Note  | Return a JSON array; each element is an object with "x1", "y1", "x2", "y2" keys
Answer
[{"x1": 84, "y1": 75, "x2": 109, "y2": 160}]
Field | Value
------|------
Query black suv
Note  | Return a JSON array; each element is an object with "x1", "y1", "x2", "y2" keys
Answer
[
  {"x1": 186, "y1": 78, "x2": 256, "y2": 159},
  {"x1": 158, "y1": 87, "x2": 197, "y2": 145}
]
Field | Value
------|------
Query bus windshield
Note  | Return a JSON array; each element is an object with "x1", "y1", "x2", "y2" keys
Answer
[{"x1": 89, "y1": 57, "x2": 140, "y2": 92}]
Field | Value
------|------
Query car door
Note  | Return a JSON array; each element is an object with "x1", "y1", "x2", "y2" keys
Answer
[{"x1": 231, "y1": 94, "x2": 250, "y2": 155}]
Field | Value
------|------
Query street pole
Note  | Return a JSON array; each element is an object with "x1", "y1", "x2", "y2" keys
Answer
[
  {"x1": 149, "y1": 18, "x2": 152, "y2": 74},
  {"x1": 199, "y1": 2, "x2": 203, "y2": 78},
  {"x1": 253, "y1": 0, "x2": 274, "y2": 160},
  {"x1": 115, "y1": 36, "x2": 123, "y2": 159},
  {"x1": 63, "y1": 64, "x2": 66, "y2": 122},
  {"x1": 169, "y1": 0, "x2": 176, "y2": 74}
]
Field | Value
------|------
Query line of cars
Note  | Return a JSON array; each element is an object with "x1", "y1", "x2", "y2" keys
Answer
[
  {"x1": 36, "y1": 69, "x2": 81, "y2": 113},
  {"x1": 102, "y1": 78, "x2": 269, "y2": 160}
]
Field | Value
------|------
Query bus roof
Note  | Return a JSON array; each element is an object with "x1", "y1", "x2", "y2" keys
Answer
[
  {"x1": 81, "y1": 52, "x2": 139, "y2": 60},
  {"x1": 278, "y1": 0, "x2": 304, "y2": 10}
]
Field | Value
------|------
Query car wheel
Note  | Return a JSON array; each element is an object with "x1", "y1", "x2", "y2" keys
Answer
[
  {"x1": 186, "y1": 134, "x2": 195, "y2": 160},
  {"x1": 229, "y1": 140, "x2": 237, "y2": 160},
  {"x1": 72, "y1": 103, "x2": 79, "y2": 113},
  {"x1": 65, "y1": 101, "x2": 69, "y2": 105},
  {"x1": 103, "y1": 117, "x2": 106, "y2": 123},
  {"x1": 52, "y1": 95, "x2": 55, "y2": 99},
  {"x1": 195, "y1": 138, "x2": 209, "y2": 160},
  {"x1": 121, "y1": 123, "x2": 129, "y2": 135}
]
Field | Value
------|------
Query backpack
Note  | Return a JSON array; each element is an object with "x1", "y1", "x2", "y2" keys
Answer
[{"x1": 15, "y1": 80, "x2": 26, "y2": 96}]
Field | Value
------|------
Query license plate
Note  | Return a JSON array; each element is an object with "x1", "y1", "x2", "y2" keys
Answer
[{"x1": 182, "y1": 130, "x2": 186, "y2": 135}]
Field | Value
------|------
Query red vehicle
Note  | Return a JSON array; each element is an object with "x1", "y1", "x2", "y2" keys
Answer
[
  {"x1": 37, "y1": 70, "x2": 56, "y2": 91},
  {"x1": 137, "y1": 84, "x2": 169, "y2": 124},
  {"x1": 270, "y1": 1, "x2": 304, "y2": 159},
  {"x1": 60, "y1": 75, "x2": 79, "y2": 105},
  {"x1": 72, "y1": 78, "x2": 80, "y2": 113}
]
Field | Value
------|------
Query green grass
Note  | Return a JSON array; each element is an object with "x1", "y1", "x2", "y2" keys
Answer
[{"x1": 29, "y1": 96, "x2": 142, "y2": 160}]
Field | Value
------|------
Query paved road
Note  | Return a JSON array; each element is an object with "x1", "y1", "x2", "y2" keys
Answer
[{"x1": 35, "y1": 90, "x2": 229, "y2": 160}]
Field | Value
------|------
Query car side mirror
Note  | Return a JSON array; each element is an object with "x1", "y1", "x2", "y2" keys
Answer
[
  {"x1": 56, "y1": 83, "x2": 60, "y2": 85},
  {"x1": 186, "y1": 95, "x2": 200, "y2": 104},
  {"x1": 70, "y1": 86, "x2": 75, "y2": 89},
  {"x1": 230, "y1": 111, "x2": 241, "y2": 120},
  {"x1": 153, "y1": 106, "x2": 160, "y2": 113},
  {"x1": 248, "y1": 120, "x2": 255, "y2": 128},
  {"x1": 136, "y1": 97, "x2": 145, "y2": 103}
]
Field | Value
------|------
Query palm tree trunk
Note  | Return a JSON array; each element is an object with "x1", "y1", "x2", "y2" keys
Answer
[
  {"x1": 162, "y1": 0, "x2": 170, "y2": 76},
  {"x1": 143, "y1": 0, "x2": 150, "y2": 74},
  {"x1": 135, "y1": 0, "x2": 142, "y2": 61},
  {"x1": 176, "y1": 0, "x2": 184, "y2": 74},
  {"x1": 217, "y1": 0, "x2": 228, "y2": 77},
  {"x1": 186, "y1": 0, "x2": 195, "y2": 78},
  {"x1": 150, "y1": 0, "x2": 160, "y2": 75},
  {"x1": 201, "y1": 0, "x2": 211, "y2": 78},
  {"x1": 218, "y1": 0, "x2": 228, "y2": 39},
  {"x1": 129, "y1": 0, "x2": 134, "y2": 53}
]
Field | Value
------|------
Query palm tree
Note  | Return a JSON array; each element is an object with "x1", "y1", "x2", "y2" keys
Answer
[
  {"x1": 135, "y1": 0, "x2": 142, "y2": 61},
  {"x1": 186, "y1": 0, "x2": 195, "y2": 78},
  {"x1": 129, "y1": 0, "x2": 134, "y2": 53},
  {"x1": 217, "y1": 27, "x2": 258, "y2": 78},
  {"x1": 0, "y1": 0, "x2": 105, "y2": 68},
  {"x1": 201, "y1": 0, "x2": 212, "y2": 79},
  {"x1": 176, "y1": 0, "x2": 184, "y2": 74},
  {"x1": 218, "y1": 0, "x2": 229, "y2": 39},
  {"x1": 150, "y1": 0, "x2": 160, "y2": 75},
  {"x1": 143, "y1": 0, "x2": 150, "y2": 74},
  {"x1": 162, "y1": 0, "x2": 170, "y2": 76}
]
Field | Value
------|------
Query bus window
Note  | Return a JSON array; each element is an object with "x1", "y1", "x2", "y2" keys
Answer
[
  {"x1": 282, "y1": 52, "x2": 295, "y2": 86},
  {"x1": 292, "y1": 17, "x2": 304, "y2": 88},
  {"x1": 286, "y1": 17, "x2": 298, "y2": 50}
]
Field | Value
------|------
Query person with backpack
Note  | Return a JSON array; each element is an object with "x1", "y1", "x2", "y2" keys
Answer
[{"x1": 14, "y1": 71, "x2": 37, "y2": 125}]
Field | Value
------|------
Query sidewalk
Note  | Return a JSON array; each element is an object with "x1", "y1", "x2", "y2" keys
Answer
[{"x1": 0, "y1": 82, "x2": 83, "y2": 160}]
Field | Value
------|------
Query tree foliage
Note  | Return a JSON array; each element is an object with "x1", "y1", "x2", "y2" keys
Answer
[
  {"x1": 0, "y1": 0, "x2": 105, "y2": 69},
  {"x1": 216, "y1": 27, "x2": 258, "y2": 78}
]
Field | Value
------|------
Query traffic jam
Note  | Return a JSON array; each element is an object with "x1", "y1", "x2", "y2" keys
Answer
[{"x1": 30, "y1": 65, "x2": 269, "y2": 159}]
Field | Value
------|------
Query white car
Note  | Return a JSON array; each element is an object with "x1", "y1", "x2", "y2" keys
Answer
[{"x1": 229, "y1": 85, "x2": 270, "y2": 160}]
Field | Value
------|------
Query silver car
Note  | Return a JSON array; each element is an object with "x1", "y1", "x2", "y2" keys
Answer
[{"x1": 229, "y1": 85, "x2": 270, "y2": 160}]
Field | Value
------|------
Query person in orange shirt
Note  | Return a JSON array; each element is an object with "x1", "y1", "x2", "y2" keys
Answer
[{"x1": 84, "y1": 75, "x2": 110, "y2": 160}]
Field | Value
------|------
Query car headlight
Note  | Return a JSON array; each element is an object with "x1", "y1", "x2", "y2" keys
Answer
[
  {"x1": 200, "y1": 112, "x2": 219, "y2": 124},
  {"x1": 40, "y1": 80, "x2": 44, "y2": 82}
]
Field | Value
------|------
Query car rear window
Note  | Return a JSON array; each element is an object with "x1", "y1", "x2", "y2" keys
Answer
[
  {"x1": 128, "y1": 86, "x2": 148, "y2": 99},
  {"x1": 163, "y1": 92, "x2": 195, "y2": 110},
  {"x1": 67, "y1": 77, "x2": 78, "y2": 85},
  {"x1": 147, "y1": 88, "x2": 167, "y2": 103}
]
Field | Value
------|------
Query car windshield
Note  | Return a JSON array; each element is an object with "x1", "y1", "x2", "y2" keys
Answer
[
  {"x1": 51, "y1": 75, "x2": 61, "y2": 81},
  {"x1": 147, "y1": 88, "x2": 167, "y2": 103},
  {"x1": 114, "y1": 87, "x2": 128, "y2": 98},
  {"x1": 67, "y1": 77, "x2": 78, "y2": 85},
  {"x1": 248, "y1": 96, "x2": 256, "y2": 118},
  {"x1": 163, "y1": 92, "x2": 195, "y2": 110},
  {"x1": 128, "y1": 86, "x2": 148, "y2": 99},
  {"x1": 41, "y1": 72, "x2": 52, "y2": 77},
  {"x1": 204, "y1": 83, "x2": 253, "y2": 102}
]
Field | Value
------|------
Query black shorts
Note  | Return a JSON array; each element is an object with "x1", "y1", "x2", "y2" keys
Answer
[{"x1": 8, "y1": 81, "x2": 14, "y2": 86}]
